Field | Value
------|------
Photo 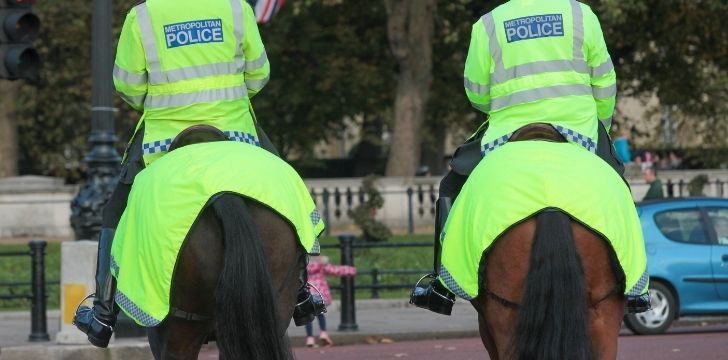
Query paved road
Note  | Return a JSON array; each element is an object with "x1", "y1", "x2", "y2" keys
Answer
[{"x1": 198, "y1": 325, "x2": 728, "y2": 360}]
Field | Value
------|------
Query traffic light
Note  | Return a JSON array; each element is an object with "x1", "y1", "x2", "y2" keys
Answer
[{"x1": 0, "y1": 0, "x2": 40, "y2": 81}]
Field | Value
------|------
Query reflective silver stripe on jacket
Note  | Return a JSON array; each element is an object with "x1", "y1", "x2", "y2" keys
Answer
[
  {"x1": 470, "y1": 101, "x2": 490, "y2": 113},
  {"x1": 591, "y1": 57, "x2": 614, "y2": 78},
  {"x1": 491, "y1": 84, "x2": 592, "y2": 111},
  {"x1": 135, "y1": 4, "x2": 161, "y2": 78},
  {"x1": 113, "y1": 65, "x2": 148, "y2": 86},
  {"x1": 245, "y1": 52, "x2": 268, "y2": 71},
  {"x1": 134, "y1": 1, "x2": 248, "y2": 85},
  {"x1": 464, "y1": 77, "x2": 489, "y2": 95},
  {"x1": 144, "y1": 86, "x2": 248, "y2": 109},
  {"x1": 245, "y1": 75, "x2": 269, "y2": 92},
  {"x1": 119, "y1": 93, "x2": 146, "y2": 108},
  {"x1": 592, "y1": 84, "x2": 616, "y2": 99},
  {"x1": 570, "y1": 0, "x2": 584, "y2": 61}
]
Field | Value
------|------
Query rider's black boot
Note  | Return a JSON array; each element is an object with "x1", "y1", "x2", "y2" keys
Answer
[
  {"x1": 410, "y1": 197, "x2": 456, "y2": 315},
  {"x1": 292, "y1": 255, "x2": 326, "y2": 326},
  {"x1": 73, "y1": 228, "x2": 118, "y2": 348}
]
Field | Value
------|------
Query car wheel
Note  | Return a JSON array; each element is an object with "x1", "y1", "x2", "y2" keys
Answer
[{"x1": 624, "y1": 281, "x2": 676, "y2": 335}]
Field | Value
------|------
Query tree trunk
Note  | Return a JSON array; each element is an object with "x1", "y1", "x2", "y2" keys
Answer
[
  {"x1": 0, "y1": 81, "x2": 19, "y2": 177},
  {"x1": 383, "y1": 0, "x2": 435, "y2": 177}
]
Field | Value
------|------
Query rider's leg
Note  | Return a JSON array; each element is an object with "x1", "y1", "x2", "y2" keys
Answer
[
  {"x1": 256, "y1": 124, "x2": 280, "y2": 157},
  {"x1": 73, "y1": 128, "x2": 145, "y2": 347},
  {"x1": 411, "y1": 137, "x2": 481, "y2": 315},
  {"x1": 596, "y1": 121, "x2": 626, "y2": 178}
]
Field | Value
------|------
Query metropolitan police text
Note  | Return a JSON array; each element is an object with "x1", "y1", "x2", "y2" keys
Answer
[
  {"x1": 164, "y1": 19, "x2": 224, "y2": 49},
  {"x1": 504, "y1": 14, "x2": 564, "y2": 43}
]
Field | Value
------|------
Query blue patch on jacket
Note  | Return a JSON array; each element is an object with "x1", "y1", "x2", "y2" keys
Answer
[
  {"x1": 163, "y1": 19, "x2": 224, "y2": 49},
  {"x1": 503, "y1": 14, "x2": 564, "y2": 43}
]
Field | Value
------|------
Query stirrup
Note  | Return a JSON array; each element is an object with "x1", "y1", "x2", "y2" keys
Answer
[
  {"x1": 293, "y1": 283, "x2": 327, "y2": 326},
  {"x1": 73, "y1": 293, "x2": 114, "y2": 331},
  {"x1": 409, "y1": 273, "x2": 455, "y2": 315},
  {"x1": 626, "y1": 293, "x2": 651, "y2": 313}
]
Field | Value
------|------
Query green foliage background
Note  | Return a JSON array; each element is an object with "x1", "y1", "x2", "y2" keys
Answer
[{"x1": 15, "y1": 0, "x2": 727, "y2": 180}]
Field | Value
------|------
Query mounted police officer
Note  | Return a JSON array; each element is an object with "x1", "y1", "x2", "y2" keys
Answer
[
  {"x1": 74, "y1": 0, "x2": 322, "y2": 347},
  {"x1": 411, "y1": 0, "x2": 624, "y2": 314}
]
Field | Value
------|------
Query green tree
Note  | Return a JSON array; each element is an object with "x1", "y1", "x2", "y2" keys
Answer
[
  {"x1": 589, "y1": 0, "x2": 727, "y2": 154},
  {"x1": 16, "y1": 0, "x2": 139, "y2": 181},
  {"x1": 254, "y1": 1, "x2": 395, "y2": 159}
]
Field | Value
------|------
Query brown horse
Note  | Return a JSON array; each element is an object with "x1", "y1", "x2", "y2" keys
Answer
[
  {"x1": 146, "y1": 193, "x2": 304, "y2": 360},
  {"x1": 462, "y1": 125, "x2": 630, "y2": 360},
  {"x1": 471, "y1": 210, "x2": 626, "y2": 360}
]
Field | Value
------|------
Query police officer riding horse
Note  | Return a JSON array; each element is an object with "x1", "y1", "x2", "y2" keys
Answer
[
  {"x1": 73, "y1": 0, "x2": 323, "y2": 347},
  {"x1": 411, "y1": 0, "x2": 649, "y2": 317}
]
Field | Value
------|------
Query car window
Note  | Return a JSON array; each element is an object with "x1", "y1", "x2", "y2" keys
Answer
[
  {"x1": 706, "y1": 207, "x2": 728, "y2": 246},
  {"x1": 654, "y1": 209, "x2": 708, "y2": 244}
]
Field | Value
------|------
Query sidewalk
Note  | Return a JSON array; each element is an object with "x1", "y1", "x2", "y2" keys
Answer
[{"x1": 2, "y1": 299, "x2": 727, "y2": 359}]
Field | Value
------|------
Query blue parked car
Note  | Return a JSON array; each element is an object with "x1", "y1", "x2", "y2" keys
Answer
[{"x1": 623, "y1": 197, "x2": 728, "y2": 334}]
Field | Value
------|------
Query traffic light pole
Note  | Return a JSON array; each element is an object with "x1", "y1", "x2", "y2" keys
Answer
[{"x1": 70, "y1": 0, "x2": 121, "y2": 241}]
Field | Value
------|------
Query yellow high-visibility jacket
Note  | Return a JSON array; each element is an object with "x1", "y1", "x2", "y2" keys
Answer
[
  {"x1": 113, "y1": 0, "x2": 270, "y2": 165},
  {"x1": 464, "y1": 0, "x2": 616, "y2": 155}
]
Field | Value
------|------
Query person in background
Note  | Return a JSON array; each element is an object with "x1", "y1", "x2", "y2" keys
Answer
[
  {"x1": 613, "y1": 129, "x2": 633, "y2": 164},
  {"x1": 304, "y1": 255, "x2": 356, "y2": 347},
  {"x1": 642, "y1": 165, "x2": 664, "y2": 201}
]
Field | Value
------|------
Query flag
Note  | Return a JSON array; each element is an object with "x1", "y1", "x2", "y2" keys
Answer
[{"x1": 247, "y1": 0, "x2": 286, "y2": 24}]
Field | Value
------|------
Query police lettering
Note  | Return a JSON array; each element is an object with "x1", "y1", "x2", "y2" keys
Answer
[
  {"x1": 164, "y1": 19, "x2": 224, "y2": 49},
  {"x1": 503, "y1": 14, "x2": 564, "y2": 43}
]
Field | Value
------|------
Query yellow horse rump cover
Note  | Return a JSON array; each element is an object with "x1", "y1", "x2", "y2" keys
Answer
[
  {"x1": 439, "y1": 141, "x2": 648, "y2": 301},
  {"x1": 110, "y1": 141, "x2": 325, "y2": 326}
]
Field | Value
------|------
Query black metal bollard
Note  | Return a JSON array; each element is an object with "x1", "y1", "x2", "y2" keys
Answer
[
  {"x1": 407, "y1": 187, "x2": 414, "y2": 235},
  {"x1": 337, "y1": 234, "x2": 358, "y2": 331},
  {"x1": 28, "y1": 240, "x2": 49, "y2": 342}
]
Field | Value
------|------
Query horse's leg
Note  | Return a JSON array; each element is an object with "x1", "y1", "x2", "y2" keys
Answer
[
  {"x1": 249, "y1": 202, "x2": 300, "y2": 335},
  {"x1": 479, "y1": 219, "x2": 537, "y2": 359},
  {"x1": 572, "y1": 224, "x2": 626, "y2": 360},
  {"x1": 154, "y1": 208, "x2": 221, "y2": 360},
  {"x1": 470, "y1": 298, "x2": 498, "y2": 360},
  {"x1": 146, "y1": 318, "x2": 214, "y2": 360}
]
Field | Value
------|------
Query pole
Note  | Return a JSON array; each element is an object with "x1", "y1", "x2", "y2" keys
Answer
[
  {"x1": 337, "y1": 234, "x2": 358, "y2": 331},
  {"x1": 407, "y1": 187, "x2": 414, "y2": 234},
  {"x1": 28, "y1": 240, "x2": 49, "y2": 342},
  {"x1": 70, "y1": 0, "x2": 121, "y2": 241}
]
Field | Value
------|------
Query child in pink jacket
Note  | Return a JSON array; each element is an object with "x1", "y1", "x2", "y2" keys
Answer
[{"x1": 305, "y1": 255, "x2": 356, "y2": 347}]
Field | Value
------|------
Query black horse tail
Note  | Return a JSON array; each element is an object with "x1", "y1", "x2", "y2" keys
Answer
[
  {"x1": 212, "y1": 194, "x2": 291, "y2": 360},
  {"x1": 511, "y1": 210, "x2": 592, "y2": 360}
]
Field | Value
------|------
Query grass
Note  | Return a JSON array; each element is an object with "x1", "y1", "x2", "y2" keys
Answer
[
  {"x1": 0, "y1": 242, "x2": 61, "y2": 311},
  {"x1": 0, "y1": 234, "x2": 434, "y2": 310},
  {"x1": 317, "y1": 234, "x2": 433, "y2": 300}
]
